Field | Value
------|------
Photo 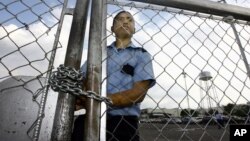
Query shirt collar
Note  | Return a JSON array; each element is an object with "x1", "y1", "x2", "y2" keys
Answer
[{"x1": 108, "y1": 41, "x2": 139, "y2": 49}]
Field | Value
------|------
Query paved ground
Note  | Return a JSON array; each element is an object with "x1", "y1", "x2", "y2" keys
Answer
[{"x1": 139, "y1": 123, "x2": 229, "y2": 141}]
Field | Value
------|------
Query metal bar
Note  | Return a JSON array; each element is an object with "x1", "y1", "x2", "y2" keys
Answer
[
  {"x1": 182, "y1": 72, "x2": 190, "y2": 114},
  {"x1": 107, "y1": 0, "x2": 249, "y2": 25},
  {"x1": 221, "y1": 1, "x2": 250, "y2": 81},
  {"x1": 33, "y1": 0, "x2": 69, "y2": 140},
  {"x1": 84, "y1": 0, "x2": 103, "y2": 140},
  {"x1": 51, "y1": 0, "x2": 90, "y2": 140},
  {"x1": 100, "y1": 0, "x2": 107, "y2": 140},
  {"x1": 230, "y1": 22, "x2": 250, "y2": 79},
  {"x1": 129, "y1": 0, "x2": 250, "y2": 22}
]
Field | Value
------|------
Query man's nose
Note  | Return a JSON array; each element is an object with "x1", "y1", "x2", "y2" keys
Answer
[
  {"x1": 123, "y1": 19, "x2": 129, "y2": 24},
  {"x1": 123, "y1": 23, "x2": 128, "y2": 27}
]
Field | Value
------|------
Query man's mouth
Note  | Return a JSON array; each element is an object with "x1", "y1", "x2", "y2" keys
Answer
[{"x1": 122, "y1": 25, "x2": 129, "y2": 29}]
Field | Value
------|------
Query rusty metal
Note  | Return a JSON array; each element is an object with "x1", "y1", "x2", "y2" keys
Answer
[
  {"x1": 83, "y1": 0, "x2": 104, "y2": 140},
  {"x1": 50, "y1": 0, "x2": 90, "y2": 140}
]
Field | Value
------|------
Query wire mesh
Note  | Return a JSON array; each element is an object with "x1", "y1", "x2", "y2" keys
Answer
[
  {"x1": 1, "y1": 0, "x2": 250, "y2": 141},
  {"x1": 210, "y1": 0, "x2": 250, "y2": 8},
  {"x1": 0, "y1": 0, "x2": 65, "y2": 140},
  {"x1": 103, "y1": 0, "x2": 250, "y2": 141}
]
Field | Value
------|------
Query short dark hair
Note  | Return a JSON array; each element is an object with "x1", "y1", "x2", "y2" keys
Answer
[{"x1": 112, "y1": 11, "x2": 132, "y2": 26}]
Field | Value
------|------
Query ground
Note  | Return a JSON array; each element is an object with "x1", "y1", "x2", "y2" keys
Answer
[{"x1": 139, "y1": 123, "x2": 229, "y2": 141}]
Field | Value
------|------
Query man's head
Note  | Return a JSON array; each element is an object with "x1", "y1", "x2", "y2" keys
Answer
[{"x1": 111, "y1": 11, "x2": 135, "y2": 38}]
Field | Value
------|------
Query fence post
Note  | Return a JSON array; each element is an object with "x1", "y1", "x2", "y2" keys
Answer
[
  {"x1": 51, "y1": 0, "x2": 90, "y2": 140},
  {"x1": 84, "y1": 0, "x2": 104, "y2": 140}
]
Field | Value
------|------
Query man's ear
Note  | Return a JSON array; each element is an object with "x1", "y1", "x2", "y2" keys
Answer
[
  {"x1": 133, "y1": 28, "x2": 136, "y2": 34},
  {"x1": 111, "y1": 26, "x2": 114, "y2": 33}
]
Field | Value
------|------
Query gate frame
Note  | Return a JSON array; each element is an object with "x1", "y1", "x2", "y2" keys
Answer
[{"x1": 47, "y1": 0, "x2": 250, "y2": 140}]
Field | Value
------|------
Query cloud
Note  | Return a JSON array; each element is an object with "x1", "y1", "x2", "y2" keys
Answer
[
  {"x1": 0, "y1": 22, "x2": 55, "y2": 76},
  {"x1": 0, "y1": 5, "x2": 71, "y2": 79},
  {"x1": 104, "y1": 3, "x2": 250, "y2": 109}
]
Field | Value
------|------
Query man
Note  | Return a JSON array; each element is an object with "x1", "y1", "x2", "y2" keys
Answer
[
  {"x1": 215, "y1": 111, "x2": 224, "y2": 129},
  {"x1": 105, "y1": 11, "x2": 155, "y2": 141},
  {"x1": 72, "y1": 11, "x2": 155, "y2": 141}
]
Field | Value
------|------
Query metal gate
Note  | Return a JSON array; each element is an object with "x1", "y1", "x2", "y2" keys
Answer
[{"x1": 1, "y1": 0, "x2": 250, "y2": 141}]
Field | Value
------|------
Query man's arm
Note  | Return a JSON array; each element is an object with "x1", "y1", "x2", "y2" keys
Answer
[{"x1": 107, "y1": 80, "x2": 151, "y2": 107}]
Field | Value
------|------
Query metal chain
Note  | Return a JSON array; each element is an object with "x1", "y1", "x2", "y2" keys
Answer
[{"x1": 48, "y1": 65, "x2": 113, "y2": 105}]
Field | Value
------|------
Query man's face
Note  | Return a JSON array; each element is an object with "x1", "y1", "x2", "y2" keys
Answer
[{"x1": 112, "y1": 12, "x2": 135, "y2": 38}]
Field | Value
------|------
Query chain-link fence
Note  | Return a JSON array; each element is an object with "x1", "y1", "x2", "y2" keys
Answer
[
  {"x1": 102, "y1": 0, "x2": 250, "y2": 141},
  {"x1": 1, "y1": 0, "x2": 250, "y2": 141},
  {"x1": 0, "y1": 0, "x2": 66, "y2": 140}
]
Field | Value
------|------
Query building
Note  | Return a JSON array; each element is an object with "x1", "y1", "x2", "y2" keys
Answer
[{"x1": 140, "y1": 108, "x2": 181, "y2": 119}]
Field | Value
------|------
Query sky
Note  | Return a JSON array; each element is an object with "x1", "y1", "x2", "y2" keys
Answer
[
  {"x1": 1, "y1": 0, "x2": 250, "y2": 111},
  {"x1": 105, "y1": 0, "x2": 250, "y2": 110}
]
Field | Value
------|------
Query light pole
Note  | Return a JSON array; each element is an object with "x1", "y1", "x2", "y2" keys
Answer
[{"x1": 182, "y1": 72, "x2": 190, "y2": 115}]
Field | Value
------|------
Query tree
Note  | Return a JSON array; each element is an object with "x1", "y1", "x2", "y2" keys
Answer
[
  {"x1": 190, "y1": 109, "x2": 200, "y2": 117},
  {"x1": 208, "y1": 108, "x2": 215, "y2": 115},
  {"x1": 234, "y1": 105, "x2": 250, "y2": 117},
  {"x1": 223, "y1": 103, "x2": 235, "y2": 115},
  {"x1": 180, "y1": 109, "x2": 189, "y2": 117}
]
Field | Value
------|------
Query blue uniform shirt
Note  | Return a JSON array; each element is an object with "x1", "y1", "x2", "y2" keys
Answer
[{"x1": 82, "y1": 42, "x2": 155, "y2": 117}]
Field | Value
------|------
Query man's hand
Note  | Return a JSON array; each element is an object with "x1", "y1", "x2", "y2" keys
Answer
[{"x1": 75, "y1": 96, "x2": 86, "y2": 111}]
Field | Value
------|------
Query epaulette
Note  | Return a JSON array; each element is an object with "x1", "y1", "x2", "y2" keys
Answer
[{"x1": 134, "y1": 47, "x2": 148, "y2": 53}]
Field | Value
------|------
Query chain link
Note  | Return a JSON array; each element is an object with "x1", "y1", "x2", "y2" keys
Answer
[{"x1": 48, "y1": 65, "x2": 113, "y2": 105}]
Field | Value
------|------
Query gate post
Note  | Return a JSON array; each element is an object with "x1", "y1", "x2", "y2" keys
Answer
[
  {"x1": 84, "y1": 0, "x2": 104, "y2": 140},
  {"x1": 51, "y1": 0, "x2": 90, "y2": 140}
]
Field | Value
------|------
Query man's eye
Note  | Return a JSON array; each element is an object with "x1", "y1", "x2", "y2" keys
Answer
[{"x1": 115, "y1": 18, "x2": 121, "y2": 22}]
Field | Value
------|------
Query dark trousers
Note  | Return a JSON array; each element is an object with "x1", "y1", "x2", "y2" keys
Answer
[
  {"x1": 72, "y1": 115, "x2": 139, "y2": 141},
  {"x1": 71, "y1": 115, "x2": 85, "y2": 141},
  {"x1": 106, "y1": 116, "x2": 139, "y2": 141},
  {"x1": 217, "y1": 119, "x2": 224, "y2": 129}
]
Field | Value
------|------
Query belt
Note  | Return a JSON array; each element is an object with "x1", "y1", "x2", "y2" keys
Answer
[{"x1": 107, "y1": 115, "x2": 138, "y2": 121}]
